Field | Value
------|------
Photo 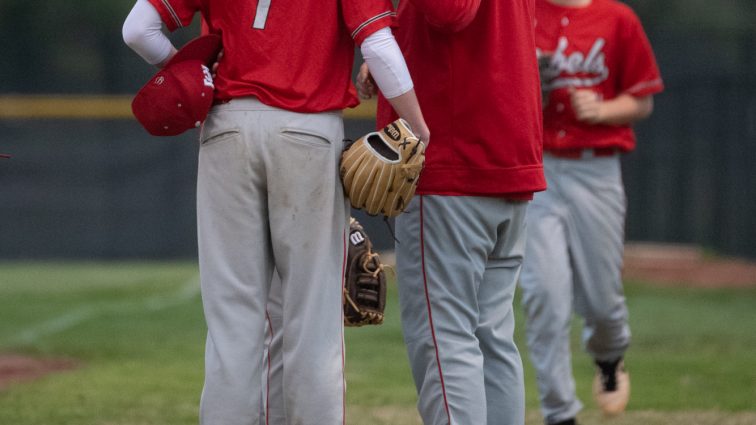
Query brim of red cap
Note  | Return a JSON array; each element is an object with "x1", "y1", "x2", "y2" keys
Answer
[{"x1": 165, "y1": 34, "x2": 222, "y2": 68}]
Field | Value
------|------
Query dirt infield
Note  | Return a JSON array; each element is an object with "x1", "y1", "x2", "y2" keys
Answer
[
  {"x1": 622, "y1": 243, "x2": 756, "y2": 288},
  {"x1": 0, "y1": 354, "x2": 77, "y2": 391}
]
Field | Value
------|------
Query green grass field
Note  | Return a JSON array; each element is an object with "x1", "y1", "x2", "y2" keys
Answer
[{"x1": 0, "y1": 262, "x2": 754, "y2": 425}]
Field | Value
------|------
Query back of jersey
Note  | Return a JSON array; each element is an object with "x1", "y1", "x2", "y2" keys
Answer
[
  {"x1": 378, "y1": 0, "x2": 546, "y2": 197},
  {"x1": 149, "y1": 0, "x2": 396, "y2": 112}
]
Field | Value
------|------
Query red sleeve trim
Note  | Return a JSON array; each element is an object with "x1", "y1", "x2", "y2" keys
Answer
[
  {"x1": 148, "y1": 0, "x2": 184, "y2": 31},
  {"x1": 624, "y1": 78, "x2": 664, "y2": 97},
  {"x1": 351, "y1": 11, "x2": 396, "y2": 46}
]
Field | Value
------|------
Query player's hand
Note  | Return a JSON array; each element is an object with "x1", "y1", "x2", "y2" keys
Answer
[
  {"x1": 356, "y1": 63, "x2": 377, "y2": 100},
  {"x1": 569, "y1": 87, "x2": 605, "y2": 124},
  {"x1": 211, "y1": 49, "x2": 224, "y2": 78}
]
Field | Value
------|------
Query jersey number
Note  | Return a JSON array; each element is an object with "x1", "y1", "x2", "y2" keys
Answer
[{"x1": 252, "y1": 0, "x2": 271, "y2": 29}]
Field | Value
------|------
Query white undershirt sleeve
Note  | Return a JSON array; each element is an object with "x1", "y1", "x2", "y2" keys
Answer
[
  {"x1": 122, "y1": 0, "x2": 175, "y2": 66},
  {"x1": 360, "y1": 28, "x2": 414, "y2": 99}
]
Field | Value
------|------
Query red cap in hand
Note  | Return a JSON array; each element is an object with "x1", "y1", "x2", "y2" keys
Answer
[{"x1": 132, "y1": 35, "x2": 222, "y2": 137}]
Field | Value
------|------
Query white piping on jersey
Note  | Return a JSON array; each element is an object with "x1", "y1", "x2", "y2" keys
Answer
[
  {"x1": 351, "y1": 11, "x2": 396, "y2": 40},
  {"x1": 161, "y1": 0, "x2": 183, "y2": 29}
]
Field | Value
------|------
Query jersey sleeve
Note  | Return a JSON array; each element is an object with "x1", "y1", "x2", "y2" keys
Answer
[
  {"x1": 147, "y1": 0, "x2": 200, "y2": 32},
  {"x1": 408, "y1": 0, "x2": 482, "y2": 32},
  {"x1": 341, "y1": 0, "x2": 397, "y2": 46},
  {"x1": 616, "y1": 10, "x2": 664, "y2": 97}
]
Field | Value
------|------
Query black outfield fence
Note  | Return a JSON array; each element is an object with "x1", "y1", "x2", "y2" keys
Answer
[
  {"x1": 1, "y1": 27, "x2": 755, "y2": 259},
  {"x1": 623, "y1": 31, "x2": 756, "y2": 259}
]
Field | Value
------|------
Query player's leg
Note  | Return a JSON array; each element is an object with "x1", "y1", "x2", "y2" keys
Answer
[
  {"x1": 564, "y1": 155, "x2": 630, "y2": 415},
  {"x1": 397, "y1": 195, "x2": 495, "y2": 425},
  {"x1": 477, "y1": 199, "x2": 528, "y2": 425},
  {"x1": 566, "y1": 155, "x2": 629, "y2": 361},
  {"x1": 519, "y1": 157, "x2": 583, "y2": 424},
  {"x1": 265, "y1": 105, "x2": 349, "y2": 424},
  {"x1": 197, "y1": 103, "x2": 274, "y2": 425}
]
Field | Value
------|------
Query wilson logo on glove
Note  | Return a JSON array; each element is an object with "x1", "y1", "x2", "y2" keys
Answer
[
  {"x1": 349, "y1": 230, "x2": 366, "y2": 246},
  {"x1": 384, "y1": 122, "x2": 403, "y2": 141},
  {"x1": 340, "y1": 118, "x2": 426, "y2": 218}
]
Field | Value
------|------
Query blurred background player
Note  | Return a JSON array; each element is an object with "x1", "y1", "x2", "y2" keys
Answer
[
  {"x1": 519, "y1": 0, "x2": 663, "y2": 424},
  {"x1": 359, "y1": 1, "x2": 545, "y2": 423},
  {"x1": 122, "y1": 0, "x2": 428, "y2": 424}
]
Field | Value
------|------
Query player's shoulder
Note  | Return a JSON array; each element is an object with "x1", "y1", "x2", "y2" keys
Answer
[{"x1": 594, "y1": 0, "x2": 642, "y2": 23}]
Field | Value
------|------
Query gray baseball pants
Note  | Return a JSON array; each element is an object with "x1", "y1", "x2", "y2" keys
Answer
[
  {"x1": 396, "y1": 195, "x2": 528, "y2": 425},
  {"x1": 519, "y1": 153, "x2": 631, "y2": 424},
  {"x1": 196, "y1": 98, "x2": 349, "y2": 425}
]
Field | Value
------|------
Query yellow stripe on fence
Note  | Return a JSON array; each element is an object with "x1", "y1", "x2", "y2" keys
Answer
[
  {"x1": 346, "y1": 98, "x2": 376, "y2": 120},
  {"x1": 0, "y1": 95, "x2": 377, "y2": 120},
  {"x1": 0, "y1": 96, "x2": 134, "y2": 119}
]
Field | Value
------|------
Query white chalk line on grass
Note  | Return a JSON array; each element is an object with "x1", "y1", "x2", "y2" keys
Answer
[{"x1": 2, "y1": 275, "x2": 201, "y2": 346}]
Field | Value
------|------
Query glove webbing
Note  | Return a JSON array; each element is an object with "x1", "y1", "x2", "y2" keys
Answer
[{"x1": 344, "y1": 251, "x2": 384, "y2": 324}]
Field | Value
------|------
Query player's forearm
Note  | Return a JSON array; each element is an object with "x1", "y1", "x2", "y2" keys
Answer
[
  {"x1": 122, "y1": 0, "x2": 176, "y2": 67},
  {"x1": 409, "y1": 0, "x2": 482, "y2": 32},
  {"x1": 385, "y1": 90, "x2": 430, "y2": 143},
  {"x1": 599, "y1": 94, "x2": 654, "y2": 125},
  {"x1": 360, "y1": 28, "x2": 430, "y2": 143}
]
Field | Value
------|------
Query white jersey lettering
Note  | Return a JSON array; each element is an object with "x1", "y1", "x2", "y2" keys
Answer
[
  {"x1": 252, "y1": 0, "x2": 272, "y2": 29},
  {"x1": 541, "y1": 36, "x2": 609, "y2": 91}
]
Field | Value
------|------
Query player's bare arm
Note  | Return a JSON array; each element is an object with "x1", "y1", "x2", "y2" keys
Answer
[
  {"x1": 384, "y1": 90, "x2": 430, "y2": 143},
  {"x1": 570, "y1": 88, "x2": 654, "y2": 125},
  {"x1": 548, "y1": 0, "x2": 591, "y2": 6},
  {"x1": 359, "y1": 28, "x2": 430, "y2": 143},
  {"x1": 357, "y1": 62, "x2": 430, "y2": 143}
]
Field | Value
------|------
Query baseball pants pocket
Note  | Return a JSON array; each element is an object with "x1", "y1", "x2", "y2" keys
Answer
[
  {"x1": 200, "y1": 128, "x2": 241, "y2": 147},
  {"x1": 280, "y1": 127, "x2": 333, "y2": 149}
]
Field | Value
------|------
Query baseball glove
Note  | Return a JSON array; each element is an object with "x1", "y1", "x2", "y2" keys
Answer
[
  {"x1": 340, "y1": 118, "x2": 426, "y2": 218},
  {"x1": 344, "y1": 217, "x2": 386, "y2": 327}
]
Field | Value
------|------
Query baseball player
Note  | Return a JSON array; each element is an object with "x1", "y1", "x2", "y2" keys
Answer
[
  {"x1": 122, "y1": 1, "x2": 430, "y2": 424},
  {"x1": 519, "y1": 1, "x2": 663, "y2": 424},
  {"x1": 359, "y1": 1, "x2": 546, "y2": 424}
]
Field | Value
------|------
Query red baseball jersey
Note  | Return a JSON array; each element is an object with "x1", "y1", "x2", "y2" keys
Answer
[
  {"x1": 378, "y1": 0, "x2": 546, "y2": 198},
  {"x1": 148, "y1": 0, "x2": 396, "y2": 112},
  {"x1": 537, "y1": 0, "x2": 663, "y2": 152}
]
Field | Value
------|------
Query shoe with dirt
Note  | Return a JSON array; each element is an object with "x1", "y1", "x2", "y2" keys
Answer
[{"x1": 593, "y1": 358, "x2": 630, "y2": 416}]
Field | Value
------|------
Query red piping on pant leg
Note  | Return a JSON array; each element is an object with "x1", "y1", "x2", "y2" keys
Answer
[
  {"x1": 340, "y1": 230, "x2": 348, "y2": 425},
  {"x1": 420, "y1": 196, "x2": 452, "y2": 424},
  {"x1": 265, "y1": 310, "x2": 274, "y2": 425}
]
